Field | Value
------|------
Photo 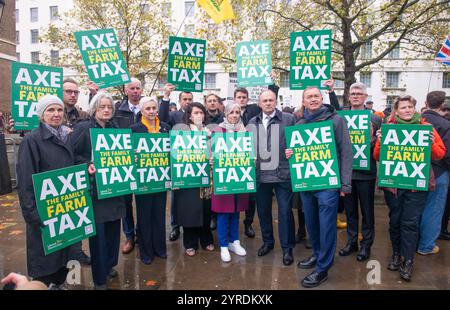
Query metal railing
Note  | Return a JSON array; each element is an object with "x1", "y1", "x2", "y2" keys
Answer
[{"x1": 5, "y1": 137, "x2": 18, "y2": 189}]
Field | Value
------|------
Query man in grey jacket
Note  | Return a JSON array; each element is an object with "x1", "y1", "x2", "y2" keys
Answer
[
  {"x1": 287, "y1": 86, "x2": 352, "y2": 288},
  {"x1": 248, "y1": 89, "x2": 296, "y2": 266}
]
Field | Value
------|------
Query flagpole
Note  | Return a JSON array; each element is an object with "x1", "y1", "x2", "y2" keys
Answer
[{"x1": 149, "y1": 3, "x2": 195, "y2": 96}]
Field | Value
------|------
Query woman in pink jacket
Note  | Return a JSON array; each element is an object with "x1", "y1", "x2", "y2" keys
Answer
[{"x1": 211, "y1": 103, "x2": 249, "y2": 262}]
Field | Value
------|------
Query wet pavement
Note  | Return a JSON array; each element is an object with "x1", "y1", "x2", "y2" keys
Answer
[{"x1": 0, "y1": 190, "x2": 448, "y2": 290}]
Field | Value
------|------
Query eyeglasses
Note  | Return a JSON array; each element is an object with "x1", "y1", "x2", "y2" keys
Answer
[
  {"x1": 64, "y1": 90, "x2": 80, "y2": 95},
  {"x1": 350, "y1": 92, "x2": 366, "y2": 97}
]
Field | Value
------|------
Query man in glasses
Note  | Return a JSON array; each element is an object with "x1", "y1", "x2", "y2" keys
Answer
[
  {"x1": 62, "y1": 78, "x2": 89, "y2": 128},
  {"x1": 338, "y1": 82, "x2": 381, "y2": 262}
]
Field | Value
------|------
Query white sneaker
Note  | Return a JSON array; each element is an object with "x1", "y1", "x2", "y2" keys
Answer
[
  {"x1": 228, "y1": 240, "x2": 246, "y2": 256},
  {"x1": 220, "y1": 247, "x2": 231, "y2": 262}
]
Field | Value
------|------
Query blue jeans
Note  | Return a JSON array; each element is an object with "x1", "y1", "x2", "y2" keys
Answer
[
  {"x1": 256, "y1": 182, "x2": 295, "y2": 250},
  {"x1": 217, "y1": 213, "x2": 240, "y2": 247},
  {"x1": 122, "y1": 195, "x2": 135, "y2": 240},
  {"x1": 300, "y1": 189, "x2": 339, "y2": 273},
  {"x1": 418, "y1": 171, "x2": 449, "y2": 253}
]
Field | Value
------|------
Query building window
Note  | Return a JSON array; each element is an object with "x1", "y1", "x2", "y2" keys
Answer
[
  {"x1": 386, "y1": 72, "x2": 400, "y2": 88},
  {"x1": 386, "y1": 95, "x2": 398, "y2": 109},
  {"x1": 360, "y1": 41, "x2": 372, "y2": 59},
  {"x1": 204, "y1": 73, "x2": 216, "y2": 89},
  {"x1": 16, "y1": 31, "x2": 20, "y2": 44},
  {"x1": 184, "y1": 24, "x2": 194, "y2": 37},
  {"x1": 360, "y1": 72, "x2": 372, "y2": 87},
  {"x1": 31, "y1": 52, "x2": 40, "y2": 64},
  {"x1": 445, "y1": 97, "x2": 450, "y2": 105},
  {"x1": 16, "y1": 53, "x2": 20, "y2": 62},
  {"x1": 387, "y1": 42, "x2": 400, "y2": 59},
  {"x1": 50, "y1": 50, "x2": 59, "y2": 66},
  {"x1": 162, "y1": 2, "x2": 171, "y2": 18},
  {"x1": 280, "y1": 72, "x2": 289, "y2": 88},
  {"x1": 30, "y1": 7, "x2": 38, "y2": 22},
  {"x1": 31, "y1": 29, "x2": 39, "y2": 44},
  {"x1": 185, "y1": 1, "x2": 195, "y2": 17},
  {"x1": 229, "y1": 72, "x2": 237, "y2": 83},
  {"x1": 443, "y1": 72, "x2": 450, "y2": 88},
  {"x1": 50, "y1": 6, "x2": 58, "y2": 21},
  {"x1": 15, "y1": 9, "x2": 19, "y2": 23}
]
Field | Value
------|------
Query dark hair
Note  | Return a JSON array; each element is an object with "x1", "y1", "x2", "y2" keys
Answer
[
  {"x1": 426, "y1": 91, "x2": 446, "y2": 109},
  {"x1": 184, "y1": 102, "x2": 209, "y2": 126},
  {"x1": 205, "y1": 93, "x2": 221, "y2": 104},
  {"x1": 63, "y1": 77, "x2": 78, "y2": 86},
  {"x1": 179, "y1": 91, "x2": 193, "y2": 101},
  {"x1": 234, "y1": 87, "x2": 248, "y2": 98},
  {"x1": 366, "y1": 100, "x2": 374, "y2": 105}
]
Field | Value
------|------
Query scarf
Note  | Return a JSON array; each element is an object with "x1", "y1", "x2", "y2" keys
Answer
[
  {"x1": 44, "y1": 123, "x2": 69, "y2": 143},
  {"x1": 303, "y1": 105, "x2": 328, "y2": 123},
  {"x1": 188, "y1": 123, "x2": 212, "y2": 199},
  {"x1": 141, "y1": 115, "x2": 160, "y2": 133},
  {"x1": 395, "y1": 112, "x2": 421, "y2": 124},
  {"x1": 218, "y1": 118, "x2": 246, "y2": 132}
]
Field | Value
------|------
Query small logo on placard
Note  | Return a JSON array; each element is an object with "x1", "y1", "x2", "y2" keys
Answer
[
  {"x1": 130, "y1": 182, "x2": 137, "y2": 190},
  {"x1": 247, "y1": 182, "x2": 254, "y2": 190},
  {"x1": 417, "y1": 179, "x2": 426, "y2": 188},
  {"x1": 85, "y1": 224, "x2": 93, "y2": 235},
  {"x1": 329, "y1": 177, "x2": 338, "y2": 185},
  {"x1": 360, "y1": 160, "x2": 368, "y2": 168},
  {"x1": 202, "y1": 177, "x2": 209, "y2": 184}
]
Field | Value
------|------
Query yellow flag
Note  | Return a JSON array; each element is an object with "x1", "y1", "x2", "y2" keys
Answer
[{"x1": 196, "y1": 0, "x2": 235, "y2": 24}]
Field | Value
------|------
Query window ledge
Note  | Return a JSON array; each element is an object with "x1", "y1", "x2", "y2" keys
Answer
[{"x1": 382, "y1": 87, "x2": 406, "y2": 91}]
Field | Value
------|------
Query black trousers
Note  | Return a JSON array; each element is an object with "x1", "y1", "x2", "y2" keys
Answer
[
  {"x1": 244, "y1": 194, "x2": 256, "y2": 226},
  {"x1": 183, "y1": 200, "x2": 214, "y2": 250},
  {"x1": 383, "y1": 189, "x2": 428, "y2": 261},
  {"x1": 34, "y1": 267, "x2": 68, "y2": 287},
  {"x1": 293, "y1": 193, "x2": 306, "y2": 236},
  {"x1": 89, "y1": 220, "x2": 121, "y2": 286},
  {"x1": 135, "y1": 192, "x2": 167, "y2": 262},
  {"x1": 442, "y1": 184, "x2": 450, "y2": 232},
  {"x1": 342, "y1": 179, "x2": 376, "y2": 248}
]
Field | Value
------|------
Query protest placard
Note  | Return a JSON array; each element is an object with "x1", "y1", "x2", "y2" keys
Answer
[
  {"x1": 74, "y1": 28, "x2": 131, "y2": 88},
  {"x1": 32, "y1": 164, "x2": 96, "y2": 255},
  {"x1": 338, "y1": 110, "x2": 371, "y2": 170},
  {"x1": 167, "y1": 36, "x2": 206, "y2": 92},
  {"x1": 236, "y1": 40, "x2": 272, "y2": 87},
  {"x1": 170, "y1": 130, "x2": 210, "y2": 189},
  {"x1": 211, "y1": 132, "x2": 256, "y2": 195},
  {"x1": 11, "y1": 62, "x2": 63, "y2": 130},
  {"x1": 285, "y1": 120, "x2": 341, "y2": 191},
  {"x1": 133, "y1": 133, "x2": 171, "y2": 194},
  {"x1": 290, "y1": 30, "x2": 332, "y2": 89},
  {"x1": 378, "y1": 124, "x2": 432, "y2": 191},
  {"x1": 91, "y1": 128, "x2": 136, "y2": 199}
]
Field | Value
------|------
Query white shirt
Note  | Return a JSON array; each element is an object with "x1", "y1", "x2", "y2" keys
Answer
[
  {"x1": 262, "y1": 111, "x2": 276, "y2": 130},
  {"x1": 128, "y1": 101, "x2": 140, "y2": 115}
]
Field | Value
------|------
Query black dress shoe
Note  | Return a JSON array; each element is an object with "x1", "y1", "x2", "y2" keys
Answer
[
  {"x1": 399, "y1": 260, "x2": 413, "y2": 282},
  {"x1": 282, "y1": 249, "x2": 294, "y2": 266},
  {"x1": 438, "y1": 231, "x2": 450, "y2": 240},
  {"x1": 356, "y1": 247, "x2": 371, "y2": 262},
  {"x1": 244, "y1": 224, "x2": 255, "y2": 238},
  {"x1": 169, "y1": 228, "x2": 180, "y2": 241},
  {"x1": 297, "y1": 255, "x2": 317, "y2": 269},
  {"x1": 338, "y1": 243, "x2": 358, "y2": 256},
  {"x1": 74, "y1": 251, "x2": 91, "y2": 265},
  {"x1": 387, "y1": 253, "x2": 401, "y2": 271},
  {"x1": 257, "y1": 244, "x2": 274, "y2": 257},
  {"x1": 301, "y1": 270, "x2": 328, "y2": 288}
]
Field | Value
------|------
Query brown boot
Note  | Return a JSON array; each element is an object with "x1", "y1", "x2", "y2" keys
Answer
[{"x1": 121, "y1": 239, "x2": 135, "y2": 254}]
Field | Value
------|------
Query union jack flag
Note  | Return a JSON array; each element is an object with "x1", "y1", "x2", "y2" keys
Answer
[{"x1": 436, "y1": 35, "x2": 450, "y2": 66}]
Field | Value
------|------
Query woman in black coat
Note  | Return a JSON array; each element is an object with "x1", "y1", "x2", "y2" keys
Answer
[
  {"x1": 71, "y1": 92, "x2": 126, "y2": 290},
  {"x1": 17, "y1": 95, "x2": 74, "y2": 287},
  {"x1": 131, "y1": 97, "x2": 170, "y2": 265}
]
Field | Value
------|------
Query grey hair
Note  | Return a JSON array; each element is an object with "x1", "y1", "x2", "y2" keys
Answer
[
  {"x1": 139, "y1": 96, "x2": 158, "y2": 110},
  {"x1": 350, "y1": 82, "x2": 367, "y2": 94},
  {"x1": 224, "y1": 102, "x2": 241, "y2": 115},
  {"x1": 126, "y1": 77, "x2": 142, "y2": 89},
  {"x1": 88, "y1": 92, "x2": 115, "y2": 117}
]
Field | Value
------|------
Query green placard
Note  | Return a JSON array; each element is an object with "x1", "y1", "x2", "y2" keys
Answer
[
  {"x1": 337, "y1": 110, "x2": 371, "y2": 170},
  {"x1": 74, "y1": 28, "x2": 131, "y2": 89},
  {"x1": 32, "y1": 164, "x2": 96, "y2": 255},
  {"x1": 236, "y1": 40, "x2": 272, "y2": 87},
  {"x1": 11, "y1": 62, "x2": 63, "y2": 130},
  {"x1": 285, "y1": 120, "x2": 341, "y2": 192},
  {"x1": 170, "y1": 130, "x2": 210, "y2": 189},
  {"x1": 133, "y1": 133, "x2": 171, "y2": 194},
  {"x1": 378, "y1": 124, "x2": 432, "y2": 191},
  {"x1": 90, "y1": 128, "x2": 136, "y2": 199},
  {"x1": 167, "y1": 36, "x2": 206, "y2": 92},
  {"x1": 211, "y1": 132, "x2": 256, "y2": 195},
  {"x1": 289, "y1": 30, "x2": 332, "y2": 90}
]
